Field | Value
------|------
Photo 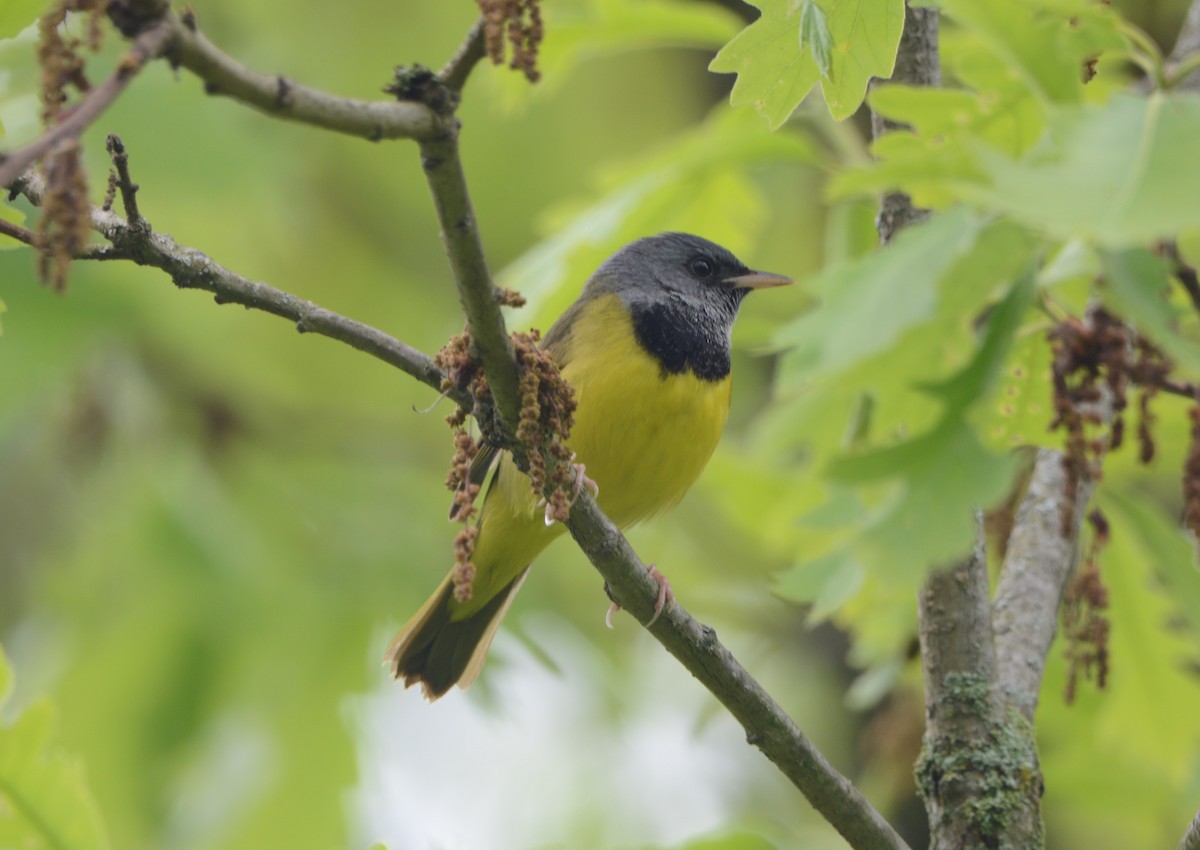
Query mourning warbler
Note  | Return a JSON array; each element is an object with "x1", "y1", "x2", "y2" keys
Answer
[{"x1": 387, "y1": 233, "x2": 791, "y2": 700}]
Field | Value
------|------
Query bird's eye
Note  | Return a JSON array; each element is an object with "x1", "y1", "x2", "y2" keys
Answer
[{"x1": 688, "y1": 256, "x2": 715, "y2": 278}]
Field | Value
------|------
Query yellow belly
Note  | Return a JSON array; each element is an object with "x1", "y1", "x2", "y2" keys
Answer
[{"x1": 454, "y1": 294, "x2": 732, "y2": 617}]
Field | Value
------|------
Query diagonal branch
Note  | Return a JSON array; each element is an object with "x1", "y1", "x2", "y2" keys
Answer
[
  {"x1": 166, "y1": 9, "x2": 442, "y2": 141},
  {"x1": 566, "y1": 495, "x2": 910, "y2": 850},
  {"x1": 0, "y1": 6, "x2": 446, "y2": 188},
  {"x1": 9, "y1": 169, "x2": 461, "y2": 406},
  {"x1": 438, "y1": 18, "x2": 487, "y2": 95}
]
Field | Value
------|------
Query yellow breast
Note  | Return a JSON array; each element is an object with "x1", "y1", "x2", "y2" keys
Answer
[{"x1": 563, "y1": 294, "x2": 732, "y2": 526}]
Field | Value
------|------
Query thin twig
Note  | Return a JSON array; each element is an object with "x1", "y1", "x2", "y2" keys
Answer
[
  {"x1": 0, "y1": 216, "x2": 36, "y2": 246},
  {"x1": 11, "y1": 170, "x2": 462, "y2": 405},
  {"x1": 1164, "y1": 378, "x2": 1200, "y2": 400},
  {"x1": 166, "y1": 10, "x2": 442, "y2": 141},
  {"x1": 104, "y1": 134, "x2": 144, "y2": 228},
  {"x1": 0, "y1": 19, "x2": 173, "y2": 188},
  {"x1": 438, "y1": 18, "x2": 487, "y2": 94}
]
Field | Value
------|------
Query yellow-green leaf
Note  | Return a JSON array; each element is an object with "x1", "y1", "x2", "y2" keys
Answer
[
  {"x1": 0, "y1": 647, "x2": 112, "y2": 850},
  {"x1": 710, "y1": 0, "x2": 904, "y2": 126}
]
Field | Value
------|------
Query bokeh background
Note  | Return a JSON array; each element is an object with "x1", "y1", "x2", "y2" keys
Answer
[{"x1": 2, "y1": 2, "x2": 1198, "y2": 849}]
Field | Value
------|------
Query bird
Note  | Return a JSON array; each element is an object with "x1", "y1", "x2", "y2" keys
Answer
[{"x1": 387, "y1": 233, "x2": 792, "y2": 700}]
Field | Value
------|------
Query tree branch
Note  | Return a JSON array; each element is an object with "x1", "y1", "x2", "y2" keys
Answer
[
  {"x1": 9, "y1": 169, "x2": 461, "y2": 405},
  {"x1": 438, "y1": 18, "x2": 487, "y2": 95},
  {"x1": 418, "y1": 130, "x2": 522, "y2": 436},
  {"x1": 915, "y1": 527, "x2": 1041, "y2": 850},
  {"x1": 993, "y1": 449, "x2": 1092, "y2": 720},
  {"x1": 0, "y1": 216, "x2": 37, "y2": 246},
  {"x1": 166, "y1": 10, "x2": 443, "y2": 142},
  {"x1": 564, "y1": 495, "x2": 911, "y2": 850},
  {"x1": 0, "y1": 19, "x2": 173, "y2": 188}
]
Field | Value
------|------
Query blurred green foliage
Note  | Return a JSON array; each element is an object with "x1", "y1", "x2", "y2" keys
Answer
[{"x1": 2, "y1": 0, "x2": 1200, "y2": 849}]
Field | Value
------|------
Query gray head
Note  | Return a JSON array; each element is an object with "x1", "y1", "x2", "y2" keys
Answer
[
  {"x1": 584, "y1": 233, "x2": 790, "y2": 325},
  {"x1": 581, "y1": 233, "x2": 791, "y2": 380}
]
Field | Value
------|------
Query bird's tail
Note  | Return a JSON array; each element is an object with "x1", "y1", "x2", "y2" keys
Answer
[{"x1": 385, "y1": 566, "x2": 531, "y2": 701}]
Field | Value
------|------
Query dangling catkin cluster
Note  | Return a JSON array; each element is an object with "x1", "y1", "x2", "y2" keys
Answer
[
  {"x1": 432, "y1": 305, "x2": 577, "y2": 600},
  {"x1": 1062, "y1": 510, "x2": 1111, "y2": 704},
  {"x1": 435, "y1": 332, "x2": 486, "y2": 602},
  {"x1": 511, "y1": 330, "x2": 577, "y2": 523},
  {"x1": 1048, "y1": 307, "x2": 1169, "y2": 535},
  {"x1": 33, "y1": 0, "x2": 108, "y2": 292},
  {"x1": 476, "y1": 0, "x2": 543, "y2": 83},
  {"x1": 36, "y1": 139, "x2": 90, "y2": 293},
  {"x1": 37, "y1": 0, "x2": 106, "y2": 126}
]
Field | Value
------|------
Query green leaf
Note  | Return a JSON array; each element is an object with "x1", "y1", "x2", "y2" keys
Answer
[
  {"x1": 710, "y1": 0, "x2": 904, "y2": 125},
  {"x1": 772, "y1": 207, "x2": 988, "y2": 377},
  {"x1": 1103, "y1": 489, "x2": 1200, "y2": 643},
  {"x1": 920, "y1": 263, "x2": 1037, "y2": 412},
  {"x1": 976, "y1": 323, "x2": 1056, "y2": 450},
  {"x1": 0, "y1": 647, "x2": 112, "y2": 850},
  {"x1": 775, "y1": 549, "x2": 864, "y2": 623},
  {"x1": 972, "y1": 93, "x2": 1200, "y2": 246},
  {"x1": 827, "y1": 417, "x2": 1018, "y2": 578},
  {"x1": 1089, "y1": 492, "x2": 1200, "y2": 780},
  {"x1": 845, "y1": 656, "x2": 904, "y2": 710},
  {"x1": 1100, "y1": 246, "x2": 1200, "y2": 375},
  {"x1": 929, "y1": 0, "x2": 1127, "y2": 104},
  {"x1": 798, "y1": 0, "x2": 832, "y2": 78},
  {"x1": 0, "y1": 0, "x2": 43, "y2": 41}
]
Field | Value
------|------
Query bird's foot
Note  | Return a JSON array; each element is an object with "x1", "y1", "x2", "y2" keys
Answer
[
  {"x1": 604, "y1": 563, "x2": 674, "y2": 629},
  {"x1": 570, "y1": 459, "x2": 599, "y2": 502}
]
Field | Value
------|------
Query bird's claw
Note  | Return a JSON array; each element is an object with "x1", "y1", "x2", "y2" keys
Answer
[{"x1": 603, "y1": 563, "x2": 674, "y2": 628}]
